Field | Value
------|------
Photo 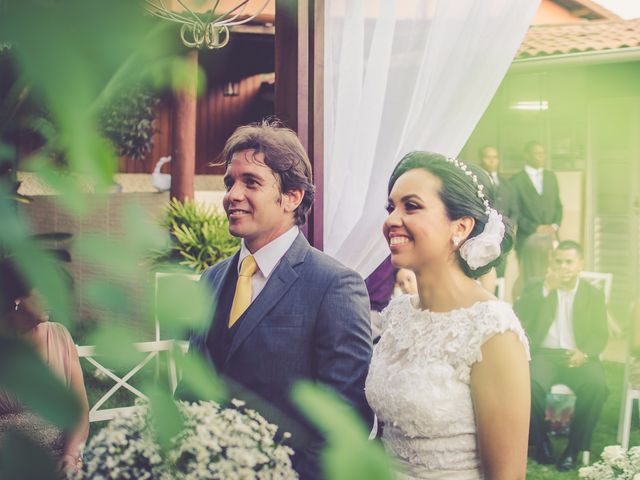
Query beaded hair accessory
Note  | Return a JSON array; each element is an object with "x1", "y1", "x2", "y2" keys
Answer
[{"x1": 446, "y1": 157, "x2": 505, "y2": 270}]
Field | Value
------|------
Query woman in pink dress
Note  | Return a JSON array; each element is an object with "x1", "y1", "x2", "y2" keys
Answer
[{"x1": 0, "y1": 260, "x2": 89, "y2": 474}]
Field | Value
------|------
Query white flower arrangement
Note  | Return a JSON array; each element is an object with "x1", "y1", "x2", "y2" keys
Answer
[
  {"x1": 579, "y1": 446, "x2": 640, "y2": 480},
  {"x1": 70, "y1": 399, "x2": 298, "y2": 479}
]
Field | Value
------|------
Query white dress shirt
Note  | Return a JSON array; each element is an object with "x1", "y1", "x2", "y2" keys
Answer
[
  {"x1": 525, "y1": 165, "x2": 544, "y2": 195},
  {"x1": 237, "y1": 226, "x2": 299, "y2": 302},
  {"x1": 541, "y1": 283, "x2": 579, "y2": 350},
  {"x1": 490, "y1": 172, "x2": 500, "y2": 186}
]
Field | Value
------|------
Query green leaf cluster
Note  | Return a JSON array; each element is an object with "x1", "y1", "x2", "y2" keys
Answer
[
  {"x1": 98, "y1": 85, "x2": 161, "y2": 162},
  {"x1": 157, "y1": 198, "x2": 239, "y2": 273}
]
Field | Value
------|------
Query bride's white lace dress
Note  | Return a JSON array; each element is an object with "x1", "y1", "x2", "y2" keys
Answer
[{"x1": 366, "y1": 295, "x2": 530, "y2": 479}]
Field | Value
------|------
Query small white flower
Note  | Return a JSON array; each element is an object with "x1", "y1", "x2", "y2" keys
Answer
[
  {"x1": 72, "y1": 399, "x2": 297, "y2": 480},
  {"x1": 602, "y1": 445, "x2": 625, "y2": 463}
]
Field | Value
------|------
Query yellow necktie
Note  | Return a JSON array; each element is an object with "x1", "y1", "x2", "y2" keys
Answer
[{"x1": 228, "y1": 255, "x2": 258, "y2": 328}]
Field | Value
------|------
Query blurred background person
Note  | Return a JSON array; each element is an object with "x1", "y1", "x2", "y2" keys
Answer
[
  {"x1": 510, "y1": 141, "x2": 562, "y2": 301},
  {"x1": 0, "y1": 260, "x2": 89, "y2": 474},
  {"x1": 395, "y1": 268, "x2": 418, "y2": 295},
  {"x1": 477, "y1": 146, "x2": 519, "y2": 297},
  {"x1": 511, "y1": 141, "x2": 563, "y2": 260},
  {"x1": 477, "y1": 145, "x2": 519, "y2": 229},
  {"x1": 512, "y1": 232, "x2": 555, "y2": 301}
]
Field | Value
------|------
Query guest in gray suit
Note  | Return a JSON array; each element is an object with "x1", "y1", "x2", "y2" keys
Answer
[{"x1": 188, "y1": 121, "x2": 373, "y2": 479}]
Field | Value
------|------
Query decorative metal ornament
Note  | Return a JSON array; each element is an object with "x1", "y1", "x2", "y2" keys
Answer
[{"x1": 146, "y1": 0, "x2": 270, "y2": 50}]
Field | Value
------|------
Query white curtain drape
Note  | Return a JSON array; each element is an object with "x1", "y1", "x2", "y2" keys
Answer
[{"x1": 324, "y1": 0, "x2": 539, "y2": 278}]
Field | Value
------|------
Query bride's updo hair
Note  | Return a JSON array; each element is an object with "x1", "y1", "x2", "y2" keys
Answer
[{"x1": 388, "y1": 151, "x2": 514, "y2": 278}]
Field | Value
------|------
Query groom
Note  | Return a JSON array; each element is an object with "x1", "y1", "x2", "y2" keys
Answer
[{"x1": 188, "y1": 121, "x2": 373, "y2": 479}]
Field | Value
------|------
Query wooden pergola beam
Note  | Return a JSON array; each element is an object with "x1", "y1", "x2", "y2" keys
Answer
[
  {"x1": 170, "y1": 49, "x2": 198, "y2": 202},
  {"x1": 275, "y1": 0, "x2": 324, "y2": 249}
]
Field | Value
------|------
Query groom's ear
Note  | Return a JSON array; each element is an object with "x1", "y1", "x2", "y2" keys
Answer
[{"x1": 282, "y1": 188, "x2": 304, "y2": 214}]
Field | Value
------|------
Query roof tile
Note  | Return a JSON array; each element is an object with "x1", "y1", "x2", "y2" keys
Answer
[{"x1": 518, "y1": 18, "x2": 640, "y2": 59}]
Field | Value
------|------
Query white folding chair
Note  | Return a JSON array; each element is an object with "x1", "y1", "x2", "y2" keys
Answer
[
  {"x1": 617, "y1": 301, "x2": 640, "y2": 449},
  {"x1": 78, "y1": 340, "x2": 188, "y2": 423}
]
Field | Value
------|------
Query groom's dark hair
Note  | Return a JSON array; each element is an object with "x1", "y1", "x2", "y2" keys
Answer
[{"x1": 215, "y1": 119, "x2": 315, "y2": 226}]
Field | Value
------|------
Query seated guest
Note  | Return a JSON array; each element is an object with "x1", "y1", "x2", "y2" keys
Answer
[
  {"x1": 0, "y1": 260, "x2": 89, "y2": 474},
  {"x1": 514, "y1": 240, "x2": 608, "y2": 471}
]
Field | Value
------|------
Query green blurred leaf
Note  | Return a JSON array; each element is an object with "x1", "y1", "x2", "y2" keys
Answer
[
  {"x1": 12, "y1": 246, "x2": 75, "y2": 326},
  {"x1": 27, "y1": 156, "x2": 89, "y2": 216},
  {"x1": 292, "y1": 382, "x2": 395, "y2": 480},
  {"x1": 145, "y1": 382, "x2": 183, "y2": 452},
  {"x1": 0, "y1": 143, "x2": 16, "y2": 162},
  {"x1": 0, "y1": 431, "x2": 58, "y2": 480},
  {"x1": 123, "y1": 203, "x2": 170, "y2": 254},
  {"x1": 155, "y1": 273, "x2": 211, "y2": 336},
  {"x1": 0, "y1": 336, "x2": 81, "y2": 430},
  {"x1": 0, "y1": 189, "x2": 75, "y2": 327},
  {"x1": 174, "y1": 351, "x2": 227, "y2": 403},
  {"x1": 43, "y1": 248, "x2": 72, "y2": 263},
  {"x1": 83, "y1": 280, "x2": 132, "y2": 316},
  {"x1": 86, "y1": 324, "x2": 145, "y2": 373},
  {"x1": 0, "y1": 0, "x2": 180, "y2": 199},
  {"x1": 74, "y1": 234, "x2": 140, "y2": 277}
]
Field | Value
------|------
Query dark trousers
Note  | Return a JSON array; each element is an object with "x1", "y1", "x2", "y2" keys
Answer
[{"x1": 530, "y1": 349, "x2": 608, "y2": 452}]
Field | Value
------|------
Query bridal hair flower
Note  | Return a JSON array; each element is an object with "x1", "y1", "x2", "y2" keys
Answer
[
  {"x1": 459, "y1": 208, "x2": 505, "y2": 270},
  {"x1": 446, "y1": 157, "x2": 505, "y2": 270}
]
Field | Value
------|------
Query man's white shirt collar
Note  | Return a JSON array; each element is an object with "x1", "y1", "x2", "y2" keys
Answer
[
  {"x1": 238, "y1": 226, "x2": 299, "y2": 278},
  {"x1": 525, "y1": 165, "x2": 543, "y2": 176},
  {"x1": 525, "y1": 165, "x2": 544, "y2": 194}
]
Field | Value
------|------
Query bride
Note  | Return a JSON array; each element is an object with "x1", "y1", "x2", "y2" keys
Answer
[{"x1": 366, "y1": 152, "x2": 530, "y2": 479}]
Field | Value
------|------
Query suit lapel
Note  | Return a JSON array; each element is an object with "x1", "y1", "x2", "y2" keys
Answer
[
  {"x1": 521, "y1": 170, "x2": 542, "y2": 198},
  {"x1": 209, "y1": 253, "x2": 239, "y2": 310},
  {"x1": 572, "y1": 280, "x2": 588, "y2": 335},
  {"x1": 541, "y1": 288, "x2": 558, "y2": 342},
  {"x1": 224, "y1": 233, "x2": 309, "y2": 366}
]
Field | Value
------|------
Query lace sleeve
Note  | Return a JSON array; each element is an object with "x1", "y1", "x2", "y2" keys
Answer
[{"x1": 464, "y1": 301, "x2": 531, "y2": 368}]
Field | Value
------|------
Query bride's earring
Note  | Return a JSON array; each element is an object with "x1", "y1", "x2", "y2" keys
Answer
[
  {"x1": 14, "y1": 300, "x2": 20, "y2": 311},
  {"x1": 452, "y1": 236, "x2": 461, "y2": 248}
]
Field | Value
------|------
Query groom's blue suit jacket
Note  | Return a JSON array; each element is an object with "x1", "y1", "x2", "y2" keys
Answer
[{"x1": 189, "y1": 233, "x2": 373, "y2": 479}]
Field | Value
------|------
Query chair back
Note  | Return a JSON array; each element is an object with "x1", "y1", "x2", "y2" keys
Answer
[{"x1": 579, "y1": 271, "x2": 613, "y2": 304}]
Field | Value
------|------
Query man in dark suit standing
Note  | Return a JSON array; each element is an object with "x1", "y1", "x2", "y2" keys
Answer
[
  {"x1": 189, "y1": 122, "x2": 373, "y2": 479},
  {"x1": 478, "y1": 145, "x2": 518, "y2": 279},
  {"x1": 511, "y1": 141, "x2": 563, "y2": 257},
  {"x1": 514, "y1": 241, "x2": 608, "y2": 471}
]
